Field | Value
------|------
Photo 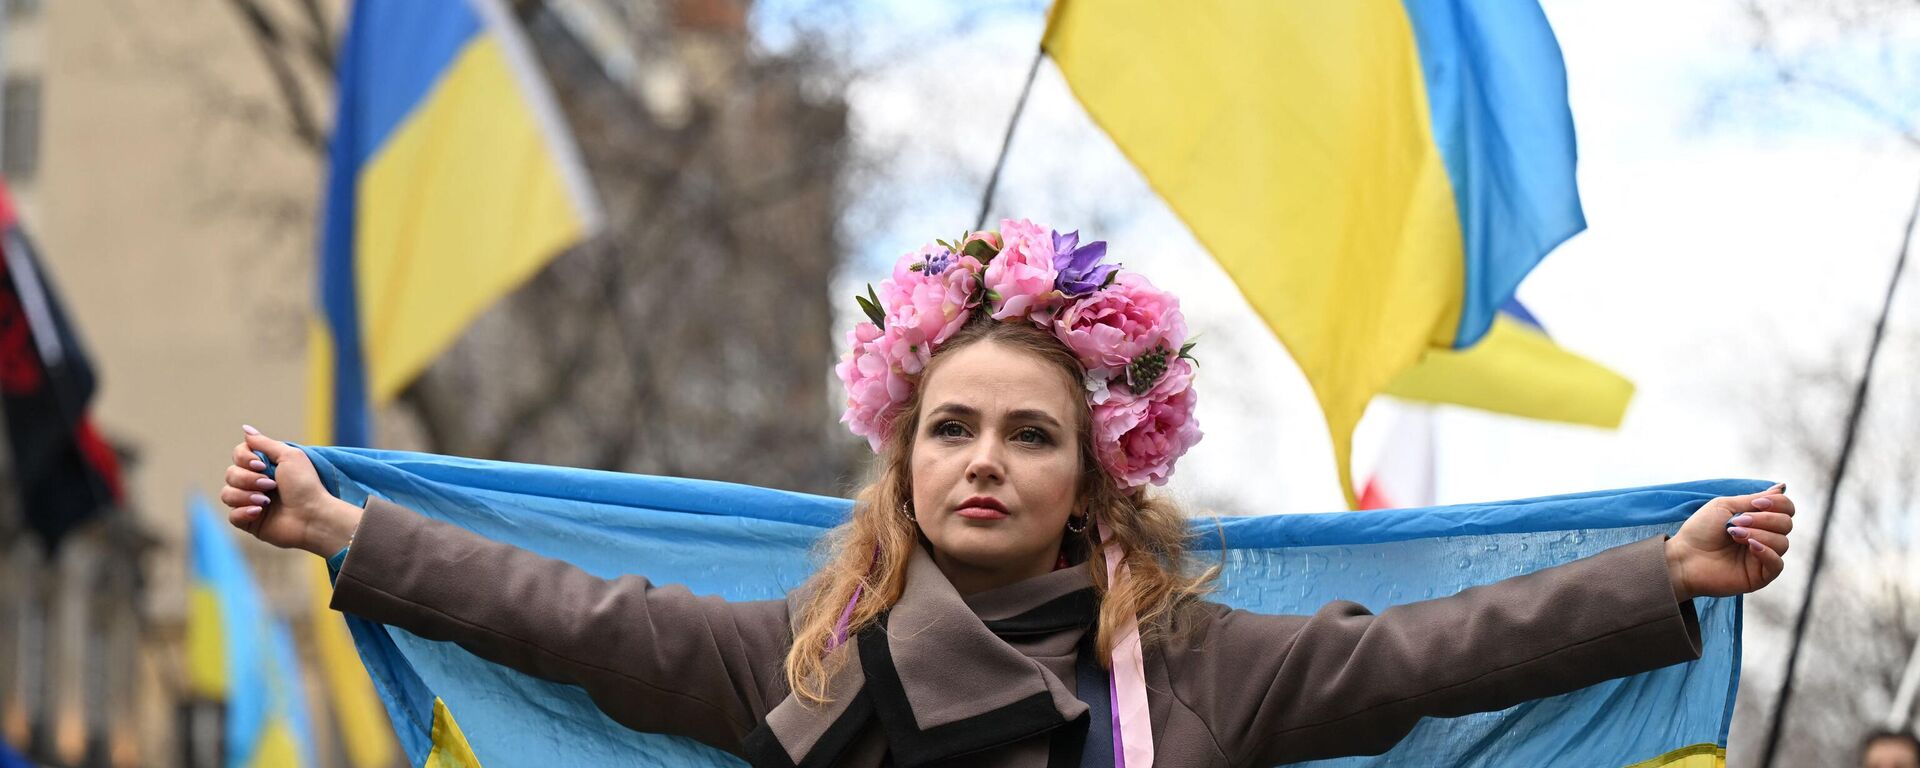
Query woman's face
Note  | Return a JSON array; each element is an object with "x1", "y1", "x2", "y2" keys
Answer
[{"x1": 910, "y1": 340, "x2": 1083, "y2": 591}]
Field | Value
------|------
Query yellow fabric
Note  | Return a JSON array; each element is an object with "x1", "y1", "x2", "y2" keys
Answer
[
  {"x1": 1384, "y1": 313, "x2": 1634, "y2": 428},
  {"x1": 1622, "y1": 743, "x2": 1726, "y2": 767},
  {"x1": 424, "y1": 698, "x2": 484, "y2": 768},
  {"x1": 1044, "y1": 0, "x2": 1464, "y2": 508},
  {"x1": 185, "y1": 584, "x2": 227, "y2": 698},
  {"x1": 308, "y1": 559, "x2": 399, "y2": 768},
  {"x1": 245, "y1": 719, "x2": 303, "y2": 768},
  {"x1": 353, "y1": 35, "x2": 589, "y2": 407}
]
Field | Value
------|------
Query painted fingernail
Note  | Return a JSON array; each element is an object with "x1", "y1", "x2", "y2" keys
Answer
[
  {"x1": 255, "y1": 477, "x2": 277, "y2": 491},
  {"x1": 249, "y1": 493, "x2": 270, "y2": 507},
  {"x1": 1775, "y1": 483, "x2": 1787, "y2": 493},
  {"x1": 248, "y1": 460, "x2": 267, "y2": 472},
  {"x1": 1753, "y1": 497, "x2": 1774, "y2": 511},
  {"x1": 1731, "y1": 515, "x2": 1754, "y2": 527},
  {"x1": 242, "y1": 424, "x2": 260, "y2": 436},
  {"x1": 1750, "y1": 539, "x2": 1766, "y2": 553},
  {"x1": 1729, "y1": 527, "x2": 1751, "y2": 539},
  {"x1": 238, "y1": 506, "x2": 261, "y2": 517}
]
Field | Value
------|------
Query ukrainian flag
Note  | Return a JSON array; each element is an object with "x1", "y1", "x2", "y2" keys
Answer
[
  {"x1": 304, "y1": 446, "x2": 1744, "y2": 767},
  {"x1": 306, "y1": 3, "x2": 600, "y2": 760},
  {"x1": 309, "y1": 0, "x2": 602, "y2": 447},
  {"x1": 1385, "y1": 299, "x2": 1636, "y2": 429},
  {"x1": 1043, "y1": 1, "x2": 1586, "y2": 507},
  {"x1": 185, "y1": 494, "x2": 316, "y2": 768}
]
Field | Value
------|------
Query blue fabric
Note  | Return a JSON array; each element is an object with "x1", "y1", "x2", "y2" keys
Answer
[
  {"x1": 305, "y1": 446, "x2": 1746, "y2": 767},
  {"x1": 1398, "y1": 0, "x2": 1587, "y2": 348},
  {"x1": 327, "y1": 545, "x2": 350, "y2": 581}
]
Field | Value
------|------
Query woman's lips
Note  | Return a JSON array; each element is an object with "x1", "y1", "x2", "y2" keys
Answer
[
  {"x1": 956, "y1": 497, "x2": 1009, "y2": 520},
  {"x1": 956, "y1": 505, "x2": 1009, "y2": 521}
]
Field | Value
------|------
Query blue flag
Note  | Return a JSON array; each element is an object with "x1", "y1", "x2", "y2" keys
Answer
[
  {"x1": 306, "y1": 446, "x2": 1744, "y2": 767},
  {"x1": 187, "y1": 494, "x2": 317, "y2": 767}
]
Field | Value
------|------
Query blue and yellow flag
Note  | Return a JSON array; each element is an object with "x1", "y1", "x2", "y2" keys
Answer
[
  {"x1": 307, "y1": 3, "x2": 601, "y2": 760},
  {"x1": 310, "y1": 0, "x2": 602, "y2": 447},
  {"x1": 1043, "y1": 1, "x2": 1586, "y2": 507},
  {"x1": 306, "y1": 446, "x2": 1744, "y2": 767},
  {"x1": 186, "y1": 494, "x2": 316, "y2": 768},
  {"x1": 1385, "y1": 299, "x2": 1635, "y2": 428}
]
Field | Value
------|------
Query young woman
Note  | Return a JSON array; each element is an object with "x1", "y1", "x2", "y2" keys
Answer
[{"x1": 219, "y1": 221, "x2": 1794, "y2": 767}]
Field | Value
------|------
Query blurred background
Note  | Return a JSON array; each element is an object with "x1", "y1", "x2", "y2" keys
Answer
[{"x1": 0, "y1": 0, "x2": 1915, "y2": 765}]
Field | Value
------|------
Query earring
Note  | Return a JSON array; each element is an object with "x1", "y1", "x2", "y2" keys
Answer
[
  {"x1": 1065, "y1": 515, "x2": 1088, "y2": 534},
  {"x1": 902, "y1": 501, "x2": 916, "y2": 522}
]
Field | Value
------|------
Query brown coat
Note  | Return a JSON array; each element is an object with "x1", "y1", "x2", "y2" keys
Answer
[{"x1": 331, "y1": 498, "x2": 1703, "y2": 767}]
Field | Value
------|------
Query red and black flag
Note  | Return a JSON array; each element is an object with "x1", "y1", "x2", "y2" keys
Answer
[{"x1": 0, "y1": 181, "x2": 122, "y2": 551}]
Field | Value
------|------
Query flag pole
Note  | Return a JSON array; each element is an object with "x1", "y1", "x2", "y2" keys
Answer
[
  {"x1": 1758, "y1": 173, "x2": 1920, "y2": 767},
  {"x1": 974, "y1": 44, "x2": 1046, "y2": 231}
]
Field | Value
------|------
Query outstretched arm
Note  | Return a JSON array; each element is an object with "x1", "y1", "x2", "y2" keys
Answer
[
  {"x1": 218, "y1": 427, "x2": 793, "y2": 756},
  {"x1": 1166, "y1": 486, "x2": 1791, "y2": 766}
]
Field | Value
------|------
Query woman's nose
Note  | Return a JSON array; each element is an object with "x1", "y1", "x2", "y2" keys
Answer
[{"x1": 964, "y1": 439, "x2": 1005, "y2": 485}]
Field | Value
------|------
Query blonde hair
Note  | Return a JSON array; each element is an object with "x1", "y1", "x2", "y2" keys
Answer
[{"x1": 785, "y1": 318, "x2": 1215, "y2": 704}]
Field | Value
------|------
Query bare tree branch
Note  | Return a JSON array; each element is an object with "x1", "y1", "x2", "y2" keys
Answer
[
  {"x1": 221, "y1": 0, "x2": 327, "y2": 153},
  {"x1": 291, "y1": 0, "x2": 336, "y2": 76}
]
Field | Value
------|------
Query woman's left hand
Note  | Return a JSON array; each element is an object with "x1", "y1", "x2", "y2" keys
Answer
[{"x1": 1666, "y1": 483, "x2": 1794, "y2": 601}]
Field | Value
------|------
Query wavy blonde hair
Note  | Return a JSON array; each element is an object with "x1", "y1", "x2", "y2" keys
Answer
[{"x1": 785, "y1": 317, "x2": 1215, "y2": 704}]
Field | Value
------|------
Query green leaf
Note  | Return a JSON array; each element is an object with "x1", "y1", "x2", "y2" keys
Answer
[
  {"x1": 962, "y1": 238, "x2": 999, "y2": 260},
  {"x1": 1101, "y1": 270, "x2": 1119, "y2": 289},
  {"x1": 856, "y1": 284, "x2": 886, "y2": 328},
  {"x1": 1178, "y1": 339, "x2": 1198, "y2": 361}
]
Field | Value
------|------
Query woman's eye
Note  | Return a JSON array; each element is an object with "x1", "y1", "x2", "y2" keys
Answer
[
  {"x1": 1013, "y1": 427, "x2": 1051, "y2": 445},
  {"x1": 933, "y1": 421, "x2": 969, "y2": 438}
]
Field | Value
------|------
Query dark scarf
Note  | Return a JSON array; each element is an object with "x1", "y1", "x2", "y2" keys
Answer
[{"x1": 744, "y1": 548, "x2": 1111, "y2": 768}]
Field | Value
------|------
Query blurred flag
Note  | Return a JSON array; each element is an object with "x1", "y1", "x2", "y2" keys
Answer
[
  {"x1": 303, "y1": 446, "x2": 1745, "y2": 767},
  {"x1": 186, "y1": 494, "x2": 316, "y2": 768},
  {"x1": 1384, "y1": 299, "x2": 1634, "y2": 428},
  {"x1": 1044, "y1": 1, "x2": 1585, "y2": 507},
  {"x1": 309, "y1": 0, "x2": 603, "y2": 447},
  {"x1": 307, "y1": 1, "x2": 602, "y2": 760},
  {"x1": 0, "y1": 734, "x2": 25, "y2": 768},
  {"x1": 1357, "y1": 406, "x2": 1435, "y2": 510},
  {"x1": 0, "y1": 180, "x2": 123, "y2": 550}
]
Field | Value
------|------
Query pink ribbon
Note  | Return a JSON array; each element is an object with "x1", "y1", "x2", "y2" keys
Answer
[{"x1": 1099, "y1": 520, "x2": 1154, "y2": 768}]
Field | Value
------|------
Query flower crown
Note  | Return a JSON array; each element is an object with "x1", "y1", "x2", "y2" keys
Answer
[{"x1": 835, "y1": 219, "x2": 1202, "y2": 490}]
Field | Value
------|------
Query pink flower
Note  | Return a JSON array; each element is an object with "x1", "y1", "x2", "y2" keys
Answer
[
  {"x1": 1053, "y1": 272, "x2": 1189, "y2": 375},
  {"x1": 1091, "y1": 359, "x2": 1202, "y2": 488},
  {"x1": 982, "y1": 218, "x2": 1061, "y2": 322},
  {"x1": 835, "y1": 321, "x2": 915, "y2": 451},
  {"x1": 876, "y1": 245, "x2": 981, "y2": 371},
  {"x1": 961, "y1": 230, "x2": 1003, "y2": 255}
]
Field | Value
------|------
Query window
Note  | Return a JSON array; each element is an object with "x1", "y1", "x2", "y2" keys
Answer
[{"x1": 3, "y1": 77, "x2": 39, "y2": 182}]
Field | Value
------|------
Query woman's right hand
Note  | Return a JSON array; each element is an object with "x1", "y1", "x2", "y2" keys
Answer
[{"x1": 221, "y1": 425, "x2": 362, "y2": 557}]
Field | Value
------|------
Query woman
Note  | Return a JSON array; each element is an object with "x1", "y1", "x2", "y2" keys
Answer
[{"x1": 219, "y1": 221, "x2": 1794, "y2": 767}]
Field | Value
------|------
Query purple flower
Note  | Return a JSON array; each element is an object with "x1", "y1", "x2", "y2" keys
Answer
[
  {"x1": 1051, "y1": 230, "x2": 1117, "y2": 298},
  {"x1": 919, "y1": 246, "x2": 956, "y2": 276}
]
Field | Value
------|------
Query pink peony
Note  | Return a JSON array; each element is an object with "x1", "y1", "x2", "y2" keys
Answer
[
  {"x1": 876, "y1": 245, "x2": 982, "y2": 373},
  {"x1": 1053, "y1": 272, "x2": 1188, "y2": 376},
  {"x1": 835, "y1": 321, "x2": 915, "y2": 451},
  {"x1": 982, "y1": 218, "x2": 1061, "y2": 322},
  {"x1": 1090, "y1": 359, "x2": 1202, "y2": 488}
]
